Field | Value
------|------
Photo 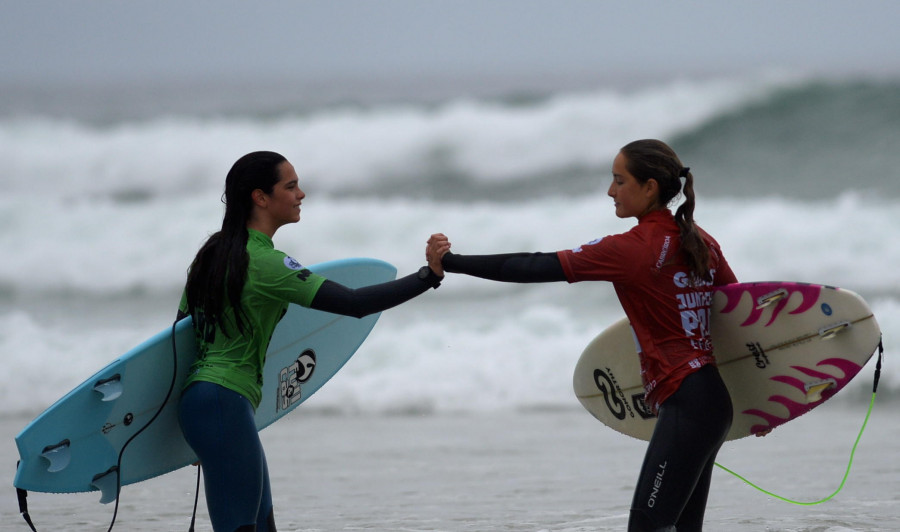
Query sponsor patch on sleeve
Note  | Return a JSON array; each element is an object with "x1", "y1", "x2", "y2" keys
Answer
[
  {"x1": 572, "y1": 237, "x2": 603, "y2": 253},
  {"x1": 283, "y1": 256, "x2": 304, "y2": 271}
]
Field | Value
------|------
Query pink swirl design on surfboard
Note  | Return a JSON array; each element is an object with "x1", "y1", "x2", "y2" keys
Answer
[
  {"x1": 718, "y1": 282, "x2": 823, "y2": 327},
  {"x1": 742, "y1": 357, "x2": 863, "y2": 434}
]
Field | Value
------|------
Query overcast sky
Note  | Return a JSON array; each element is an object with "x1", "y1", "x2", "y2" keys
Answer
[{"x1": 3, "y1": 0, "x2": 900, "y2": 90}]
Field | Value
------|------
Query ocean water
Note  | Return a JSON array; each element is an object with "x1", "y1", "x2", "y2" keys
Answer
[
  {"x1": 1, "y1": 72, "x2": 897, "y2": 417},
  {"x1": 1, "y1": 72, "x2": 899, "y2": 529}
]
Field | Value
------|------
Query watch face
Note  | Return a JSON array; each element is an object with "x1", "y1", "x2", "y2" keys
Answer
[{"x1": 417, "y1": 265, "x2": 440, "y2": 288}]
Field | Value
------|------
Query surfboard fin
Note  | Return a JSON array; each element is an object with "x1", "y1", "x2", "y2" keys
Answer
[
  {"x1": 91, "y1": 466, "x2": 119, "y2": 504},
  {"x1": 804, "y1": 378, "x2": 837, "y2": 403},
  {"x1": 40, "y1": 440, "x2": 71, "y2": 473},
  {"x1": 755, "y1": 288, "x2": 788, "y2": 309},
  {"x1": 819, "y1": 321, "x2": 851, "y2": 340},
  {"x1": 93, "y1": 374, "x2": 123, "y2": 401}
]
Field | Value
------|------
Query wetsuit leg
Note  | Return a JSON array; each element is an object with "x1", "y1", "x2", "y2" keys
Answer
[
  {"x1": 675, "y1": 453, "x2": 717, "y2": 531},
  {"x1": 256, "y1": 453, "x2": 275, "y2": 531},
  {"x1": 224, "y1": 454, "x2": 275, "y2": 532},
  {"x1": 179, "y1": 382, "x2": 273, "y2": 532},
  {"x1": 627, "y1": 365, "x2": 732, "y2": 532},
  {"x1": 264, "y1": 507, "x2": 277, "y2": 531}
]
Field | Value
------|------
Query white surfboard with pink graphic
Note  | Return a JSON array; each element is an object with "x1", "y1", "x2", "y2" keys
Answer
[{"x1": 573, "y1": 282, "x2": 881, "y2": 441}]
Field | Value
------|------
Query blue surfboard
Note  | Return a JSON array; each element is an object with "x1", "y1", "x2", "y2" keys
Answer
[{"x1": 14, "y1": 258, "x2": 396, "y2": 503}]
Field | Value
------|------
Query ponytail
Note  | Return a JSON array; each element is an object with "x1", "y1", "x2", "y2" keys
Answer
[
  {"x1": 673, "y1": 168, "x2": 711, "y2": 283},
  {"x1": 620, "y1": 140, "x2": 711, "y2": 283}
]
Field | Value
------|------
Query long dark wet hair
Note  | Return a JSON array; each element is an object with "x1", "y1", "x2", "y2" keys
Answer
[
  {"x1": 619, "y1": 139, "x2": 711, "y2": 283},
  {"x1": 184, "y1": 151, "x2": 287, "y2": 337}
]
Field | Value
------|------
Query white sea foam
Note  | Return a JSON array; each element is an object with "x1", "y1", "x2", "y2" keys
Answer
[
  {"x1": 2, "y1": 73, "x2": 897, "y2": 416},
  {"x1": 1, "y1": 192, "x2": 896, "y2": 416},
  {"x1": 1, "y1": 73, "x2": 799, "y2": 197}
]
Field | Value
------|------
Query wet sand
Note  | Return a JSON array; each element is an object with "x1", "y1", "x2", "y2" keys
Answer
[{"x1": 3, "y1": 402, "x2": 898, "y2": 531}]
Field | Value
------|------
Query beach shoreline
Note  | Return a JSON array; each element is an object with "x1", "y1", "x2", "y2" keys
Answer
[{"x1": 4, "y1": 402, "x2": 897, "y2": 531}]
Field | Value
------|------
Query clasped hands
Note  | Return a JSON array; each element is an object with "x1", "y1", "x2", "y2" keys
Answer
[{"x1": 426, "y1": 233, "x2": 451, "y2": 276}]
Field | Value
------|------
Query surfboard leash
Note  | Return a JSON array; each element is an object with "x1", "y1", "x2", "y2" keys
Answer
[
  {"x1": 188, "y1": 463, "x2": 201, "y2": 532},
  {"x1": 105, "y1": 319, "x2": 182, "y2": 532},
  {"x1": 12, "y1": 321, "x2": 183, "y2": 532},
  {"x1": 715, "y1": 337, "x2": 884, "y2": 505},
  {"x1": 15, "y1": 461, "x2": 38, "y2": 532}
]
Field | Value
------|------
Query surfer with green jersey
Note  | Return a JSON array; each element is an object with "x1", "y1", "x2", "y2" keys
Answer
[
  {"x1": 428, "y1": 139, "x2": 736, "y2": 531},
  {"x1": 178, "y1": 151, "x2": 447, "y2": 532},
  {"x1": 178, "y1": 228, "x2": 326, "y2": 408}
]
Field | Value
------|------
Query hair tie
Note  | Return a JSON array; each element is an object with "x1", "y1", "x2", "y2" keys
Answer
[{"x1": 678, "y1": 167, "x2": 691, "y2": 178}]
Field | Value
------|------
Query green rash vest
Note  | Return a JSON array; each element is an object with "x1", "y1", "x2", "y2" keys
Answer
[{"x1": 179, "y1": 228, "x2": 327, "y2": 409}]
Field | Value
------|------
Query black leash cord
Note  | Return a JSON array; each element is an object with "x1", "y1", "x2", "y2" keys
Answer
[
  {"x1": 105, "y1": 319, "x2": 181, "y2": 532},
  {"x1": 872, "y1": 338, "x2": 883, "y2": 393},
  {"x1": 16, "y1": 319, "x2": 194, "y2": 531},
  {"x1": 16, "y1": 464, "x2": 38, "y2": 531},
  {"x1": 188, "y1": 463, "x2": 201, "y2": 531}
]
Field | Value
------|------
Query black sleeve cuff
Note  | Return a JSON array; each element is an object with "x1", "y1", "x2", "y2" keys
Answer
[{"x1": 417, "y1": 265, "x2": 443, "y2": 289}]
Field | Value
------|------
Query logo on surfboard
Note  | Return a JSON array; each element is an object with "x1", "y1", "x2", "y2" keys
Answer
[
  {"x1": 631, "y1": 393, "x2": 656, "y2": 420},
  {"x1": 592, "y1": 367, "x2": 657, "y2": 421},
  {"x1": 276, "y1": 349, "x2": 317, "y2": 412},
  {"x1": 593, "y1": 368, "x2": 634, "y2": 420},
  {"x1": 746, "y1": 341, "x2": 770, "y2": 369}
]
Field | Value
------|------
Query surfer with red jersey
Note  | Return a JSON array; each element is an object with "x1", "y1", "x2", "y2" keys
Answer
[{"x1": 428, "y1": 139, "x2": 737, "y2": 531}]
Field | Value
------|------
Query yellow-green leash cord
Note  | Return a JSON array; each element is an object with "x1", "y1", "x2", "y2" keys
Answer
[{"x1": 715, "y1": 339, "x2": 884, "y2": 505}]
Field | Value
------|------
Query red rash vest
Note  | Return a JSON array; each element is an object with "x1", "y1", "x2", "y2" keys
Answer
[{"x1": 557, "y1": 209, "x2": 737, "y2": 412}]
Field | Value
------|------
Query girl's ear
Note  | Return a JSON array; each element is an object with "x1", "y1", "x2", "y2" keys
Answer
[
  {"x1": 644, "y1": 178, "x2": 660, "y2": 200},
  {"x1": 251, "y1": 189, "x2": 267, "y2": 208}
]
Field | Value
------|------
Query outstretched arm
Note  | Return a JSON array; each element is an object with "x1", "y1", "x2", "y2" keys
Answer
[
  {"x1": 442, "y1": 252, "x2": 566, "y2": 283},
  {"x1": 428, "y1": 233, "x2": 566, "y2": 283},
  {"x1": 311, "y1": 235, "x2": 449, "y2": 318},
  {"x1": 310, "y1": 267, "x2": 442, "y2": 319}
]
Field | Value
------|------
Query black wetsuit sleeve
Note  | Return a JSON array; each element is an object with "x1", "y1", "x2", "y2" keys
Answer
[
  {"x1": 309, "y1": 270, "x2": 439, "y2": 319},
  {"x1": 441, "y1": 251, "x2": 567, "y2": 283}
]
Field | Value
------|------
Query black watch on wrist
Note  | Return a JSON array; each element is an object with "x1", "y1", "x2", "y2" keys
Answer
[{"x1": 417, "y1": 265, "x2": 441, "y2": 289}]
